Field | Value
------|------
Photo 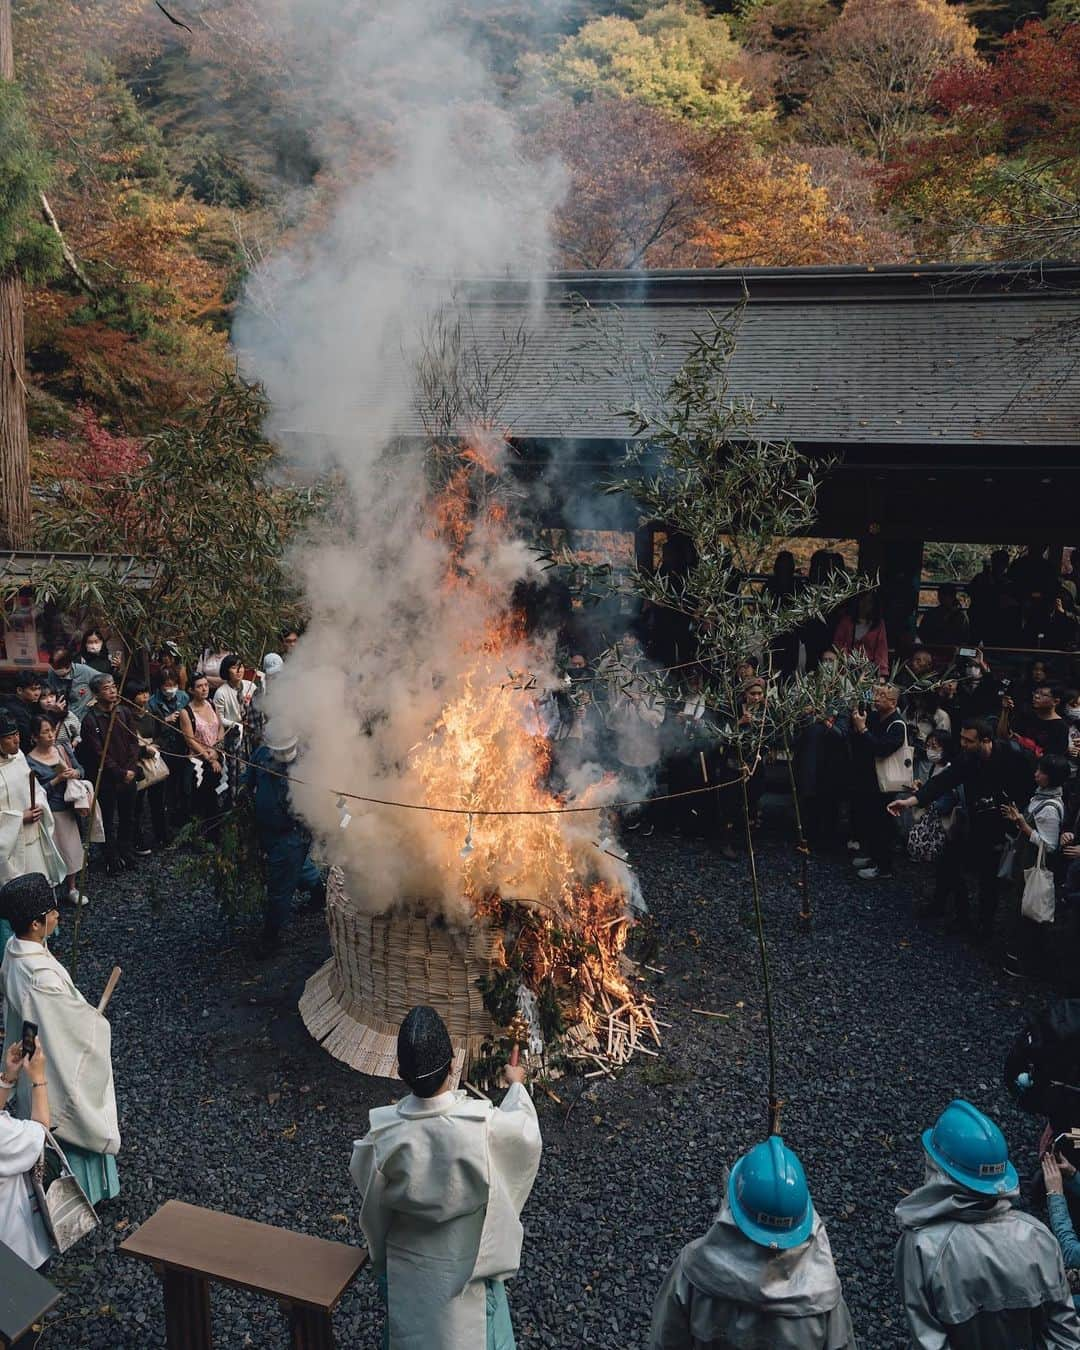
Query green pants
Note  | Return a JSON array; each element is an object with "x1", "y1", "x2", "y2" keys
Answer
[{"x1": 377, "y1": 1271, "x2": 515, "y2": 1350}]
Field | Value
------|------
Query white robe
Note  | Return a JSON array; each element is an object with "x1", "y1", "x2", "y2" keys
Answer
[
  {"x1": 350, "y1": 1082, "x2": 542, "y2": 1350},
  {"x1": 1, "y1": 937, "x2": 120, "y2": 1156},
  {"x1": 0, "y1": 750, "x2": 66, "y2": 887}
]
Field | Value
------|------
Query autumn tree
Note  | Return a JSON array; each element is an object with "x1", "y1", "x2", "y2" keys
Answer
[
  {"x1": 522, "y1": 1, "x2": 775, "y2": 135},
  {"x1": 885, "y1": 18, "x2": 1080, "y2": 259},
  {"x1": 800, "y1": 0, "x2": 980, "y2": 160},
  {"x1": 531, "y1": 96, "x2": 867, "y2": 268},
  {"x1": 738, "y1": 0, "x2": 838, "y2": 115}
]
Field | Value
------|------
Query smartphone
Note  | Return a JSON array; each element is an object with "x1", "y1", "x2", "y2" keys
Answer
[
  {"x1": 21, "y1": 1019, "x2": 37, "y2": 1060},
  {"x1": 958, "y1": 647, "x2": 978, "y2": 660}
]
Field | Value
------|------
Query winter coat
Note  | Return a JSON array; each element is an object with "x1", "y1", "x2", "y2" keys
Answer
[
  {"x1": 831, "y1": 615, "x2": 889, "y2": 676},
  {"x1": 649, "y1": 1188, "x2": 857, "y2": 1350},
  {"x1": 894, "y1": 1160, "x2": 1080, "y2": 1348}
]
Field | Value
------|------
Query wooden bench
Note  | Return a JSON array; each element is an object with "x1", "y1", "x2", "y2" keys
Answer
[{"x1": 119, "y1": 1199, "x2": 368, "y2": 1349}]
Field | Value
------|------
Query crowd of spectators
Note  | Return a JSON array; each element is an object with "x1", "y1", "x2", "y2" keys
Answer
[
  {"x1": 0, "y1": 630, "x2": 296, "y2": 899},
  {"x1": 551, "y1": 546, "x2": 1080, "y2": 988}
]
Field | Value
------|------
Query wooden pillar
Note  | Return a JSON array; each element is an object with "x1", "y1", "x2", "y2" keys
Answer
[
  {"x1": 858, "y1": 535, "x2": 924, "y2": 658},
  {"x1": 634, "y1": 521, "x2": 657, "y2": 574},
  {"x1": 161, "y1": 1268, "x2": 213, "y2": 1350}
]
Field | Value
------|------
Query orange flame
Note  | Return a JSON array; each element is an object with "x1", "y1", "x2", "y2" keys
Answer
[{"x1": 411, "y1": 440, "x2": 635, "y2": 1026}]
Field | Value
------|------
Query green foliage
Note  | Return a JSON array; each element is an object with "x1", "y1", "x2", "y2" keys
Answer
[
  {"x1": 174, "y1": 133, "x2": 263, "y2": 209},
  {"x1": 523, "y1": 1, "x2": 774, "y2": 133},
  {"x1": 25, "y1": 375, "x2": 326, "y2": 656},
  {"x1": 0, "y1": 81, "x2": 61, "y2": 282}
]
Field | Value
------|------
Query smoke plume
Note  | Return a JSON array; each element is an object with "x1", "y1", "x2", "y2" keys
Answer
[{"x1": 233, "y1": 0, "x2": 642, "y2": 919}]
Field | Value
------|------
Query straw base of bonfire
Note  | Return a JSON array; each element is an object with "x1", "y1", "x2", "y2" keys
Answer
[
  {"x1": 299, "y1": 870, "x2": 503, "y2": 1086},
  {"x1": 299, "y1": 869, "x2": 661, "y2": 1086}
]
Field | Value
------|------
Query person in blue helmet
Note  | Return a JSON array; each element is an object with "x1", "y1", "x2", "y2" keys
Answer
[
  {"x1": 648, "y1": 1135, "x2": 856, "y2": 1349},
  {"x1": 244, "y1": 730, "x2": 325, "y2": 956},
  {"x1": 895, "y1": 1098, "x2": 1080, "y2": 1347}
]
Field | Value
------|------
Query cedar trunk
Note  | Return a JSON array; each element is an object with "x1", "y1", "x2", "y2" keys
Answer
[{"x1": 0, "y1": 0, "x2": 31, "y2": 549}]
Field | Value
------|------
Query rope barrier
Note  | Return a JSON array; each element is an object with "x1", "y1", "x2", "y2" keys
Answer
[{"x1": 116, "y1": 694, "x2": 751, "y2": 817}]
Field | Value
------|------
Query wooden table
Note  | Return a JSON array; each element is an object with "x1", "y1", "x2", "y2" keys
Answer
[{"x1": 120, "y1": 1200, "x2": 367, "y2": 1349}]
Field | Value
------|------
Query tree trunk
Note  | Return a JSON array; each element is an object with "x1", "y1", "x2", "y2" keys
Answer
[{"x1": 0, "y1": 0, "x2": 31, "y2": 550}]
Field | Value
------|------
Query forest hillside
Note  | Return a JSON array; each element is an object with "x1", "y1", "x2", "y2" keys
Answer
[{"x1": 4, "y1": 0, "x2": 1078, "y2": 474}]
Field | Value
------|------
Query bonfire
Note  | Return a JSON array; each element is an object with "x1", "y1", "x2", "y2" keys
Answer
[{"x1": 300, "y1": 434, "x2": 660, "y2": 1082}]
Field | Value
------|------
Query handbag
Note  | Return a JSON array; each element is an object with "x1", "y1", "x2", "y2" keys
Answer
[
  {"x1": 136, "y1": 737, "x2": 169, "y2": 791},
  {"x1": 30, "y1": 1130, "x2": 99, "y2": 1254},
  {"x1": 875, "y1": 717, "x2": 914, "y2": 794},
  {"x1": 907, "y1": 809, "x2": 947, "y2": 863},
  {"x1": 1022, "y1": 838, "x2": 1057, "y2": 925}
]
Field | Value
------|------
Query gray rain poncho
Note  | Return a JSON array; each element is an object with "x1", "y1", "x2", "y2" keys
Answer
[
  {"x1": 648, "y1": 1185, "x2": 857, "y2": 1350},
  {"x1": 894, "y1": 1159, "x2": 1080, "y2": 1349}
]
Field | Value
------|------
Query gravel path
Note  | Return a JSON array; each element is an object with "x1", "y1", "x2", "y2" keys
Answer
[{"x1": 32, "y1": 829, "x2": 1047, "y2": 1349}]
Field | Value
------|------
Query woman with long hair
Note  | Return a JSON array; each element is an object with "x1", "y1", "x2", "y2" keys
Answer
[{"x1": 178, "y1": 672, "x2": 225, "y2": 838}]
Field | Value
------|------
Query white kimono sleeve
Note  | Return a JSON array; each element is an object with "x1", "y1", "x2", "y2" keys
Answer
[{"x1": 350, "y1": 1138, "x2": 390, "y2": 1272}]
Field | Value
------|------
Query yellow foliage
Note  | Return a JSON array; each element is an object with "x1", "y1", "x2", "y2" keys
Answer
[{"x1": 525, "y1": 2, "x2": 774, "y2": 135}]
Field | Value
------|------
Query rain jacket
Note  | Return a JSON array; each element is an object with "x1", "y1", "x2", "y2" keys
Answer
[
  {"x1": 894, "y1": 1160, "x2": 1080, "y2": 1348},
  {"x1": 648, "y1": 1187, "x2": 857, "y2": 1349}
]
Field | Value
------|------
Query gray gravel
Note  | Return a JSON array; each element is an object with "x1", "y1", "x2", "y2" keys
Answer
[{"x1": 34, "y1": 829, "x2": 1048, "y2": 1349}]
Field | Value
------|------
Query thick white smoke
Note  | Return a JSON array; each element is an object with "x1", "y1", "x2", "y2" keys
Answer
[{"x1": 231, "y1": 0, "x2": 637, "y2": 918}]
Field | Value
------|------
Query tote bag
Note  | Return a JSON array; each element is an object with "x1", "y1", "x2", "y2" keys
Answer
[
  {"x1": 1022, "y1": 839, "x2": 1057, "y2": 925},
  {"x1": 875, "y1": 718, "x2": 914, "y2": 794},
  {"x1": 31, "y1": 1130, "x2": 99, "y2": 1254}
]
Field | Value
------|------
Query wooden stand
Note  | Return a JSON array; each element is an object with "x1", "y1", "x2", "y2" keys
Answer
[{"x1": 120, "y1": 1200, "x2": 367, "y2": 1349}]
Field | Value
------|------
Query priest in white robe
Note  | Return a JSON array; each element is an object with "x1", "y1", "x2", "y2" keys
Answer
[
  {"x1": 350, "y1": 1006, "x2": 542, "y2": 1350},
  {"x1": 0, "y1": 712, "x2": 66, "y2": 890},
  {"x1": 1, "y1": 873, "x2": 120, "y2": 1206}
]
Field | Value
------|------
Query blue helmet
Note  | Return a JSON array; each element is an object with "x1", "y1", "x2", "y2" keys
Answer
[
  {"x1": 728, "y1": 1136, "x2": 813, "y2": 1250},
  {"x1": 922, "y1": 1099, "x2": 1018, "y2": 1196}
]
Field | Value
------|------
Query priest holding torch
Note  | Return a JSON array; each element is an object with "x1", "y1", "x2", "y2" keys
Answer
[{"x1": 351, "y1": 1006, "x2": 542, "y2": 1350}]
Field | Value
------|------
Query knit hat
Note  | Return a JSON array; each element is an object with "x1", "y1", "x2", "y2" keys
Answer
[
  {"x1": 0, "y1": 873, "x2": 56, "y2": 933},
  {"x1": 397, "y1": 1006, "x2": 453, "y2": 1097}
]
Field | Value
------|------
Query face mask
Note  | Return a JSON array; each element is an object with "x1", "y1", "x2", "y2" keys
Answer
[
  {"x1": 85, "y1": 642, "x2": 102, "y2": 654},
  {"x1": 162, "y1": 689, "x2": 177, "y2": 702},
  {"x1": 1066, "y1": 706, "x2": 1080, "y2": 721},
  {"x1": 926, "y1": 749, "x2": 943, "y2": 763}
]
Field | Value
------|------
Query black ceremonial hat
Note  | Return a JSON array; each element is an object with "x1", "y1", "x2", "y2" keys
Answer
[{"x1": 397, "y1": 1006, "x2": 453, "y2": 1098}]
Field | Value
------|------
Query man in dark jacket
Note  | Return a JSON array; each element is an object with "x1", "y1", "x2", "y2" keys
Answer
[
  {"x1": 79, "y1": 673, "x2": 145, "y2": 873},
  {"x1": 244, "y1": 731, "x2": 324, "y2": 956},
  {"x1": 0, "y1": 671, "x2": 43, "y2": 754},
  {"x1": 850, "y1": 682, "x2": 910, "y2": 880},
  {"x1": 889, "y1": 719, "x2": 1033, "y2": 937}
]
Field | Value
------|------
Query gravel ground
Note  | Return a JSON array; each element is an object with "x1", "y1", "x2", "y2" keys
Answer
[{"x1": 31, "y1": 825, "x2": 1049, "y2": 1349}]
